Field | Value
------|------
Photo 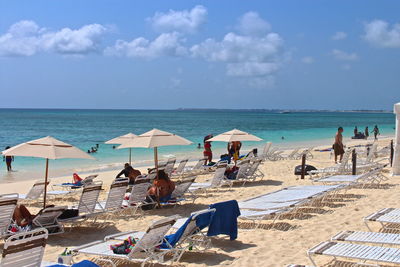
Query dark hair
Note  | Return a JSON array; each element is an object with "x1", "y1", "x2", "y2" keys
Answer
[
  {"x1": 5, "y1": 146, "x2": 10, "y2": 149},
  {"x1": 124, "y1": 163, "x2": 130, "y2": 167},
  {"x1": 157, "y1": 169, "x2": 169, "y2": 181},
  {"x1": 338, "y1": 127, "x2": 343, "y2": 131}
]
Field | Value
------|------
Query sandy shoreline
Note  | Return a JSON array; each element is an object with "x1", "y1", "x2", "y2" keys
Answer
[{"x1": 0, "y1": 136, "x2": 396, "y2": 267}]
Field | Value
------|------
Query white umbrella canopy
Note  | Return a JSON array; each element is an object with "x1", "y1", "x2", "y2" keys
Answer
[
  {"x1": 2, "y1": 136, "x2": 94, "y2": 160},
  {"x1": 117, "y1": 128, "x2": 192, "y2": 170},
  {"x1": 207, "y1": 129, "x2": 263, "y2": 142},
  {"x1": 2, "y1": 136, "x2": 94, "y2": 208},
  {"x1": 393, "y1": 102, "x2": 400, "y2": 175},
  {"x1": 118, "y1": 129, "x2": 192, "y2": 149},
  {"x1": 105, "y1": 133, "x2": 138, "y2": 164},
  {"x1": 105, "y1": 133, "x2": 137, "y2": 144}
]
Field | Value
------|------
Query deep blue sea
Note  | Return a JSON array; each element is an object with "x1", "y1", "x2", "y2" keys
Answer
[{"x1": 0, "y1": 109, "x2": 395, "y2": 182}]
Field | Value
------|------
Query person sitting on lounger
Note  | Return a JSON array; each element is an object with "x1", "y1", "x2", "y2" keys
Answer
[
  {"x1": 147, "y1": 170, "x2": 175, "y2": 202},
  {"x1": 116, "y1": 163, "x2": 141, "y2": 184},
  {"x1": 13, "y1": 204, "x2": 54, "y2": 227}
]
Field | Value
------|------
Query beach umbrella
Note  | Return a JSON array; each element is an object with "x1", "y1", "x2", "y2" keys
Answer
[
  {"x1": 207, "y1": 129, "x2": 262, "y2": 142},
  {"x1": 393, "y1": 102, "x2": 400, "y2": 175},
  {"x1": 207, "y1": 129, "x2": 262, "y2": 163},
  {"x1": 2, "y1": 136, "x2": 94, "y2": 208},
  {"x1": 105, "y1": 133, "x2": 137, "y2": 165},
  {"x1": 117, "y1": 128, "x2": 192, "y2": 171}
]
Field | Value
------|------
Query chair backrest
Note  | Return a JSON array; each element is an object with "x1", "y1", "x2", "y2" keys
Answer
[
  {"x1": 236, "y1": 160, "x2": 250, "y2": 180},
  {"x1": 181, "y1": 208, "x2": 215, "y2": 240},
  {"x1": 32, "y1": 206, "x2": 66, "y2": 228},
  {"x1": 129, "y1": 216, "x2": 177, "y2": 256},
  {"x1": 164, "y1": 158, "x2": 176, "y2": 176},
  {"x1": 77, "y1": 183, "x2": 102, "y2": 214},
  {"x1": 104, "y1": 179, "x2": 128, "y2": 210},
  {"x1": 25, "y1": 180, "x2": 49, "y2": 200},
  {"x1": 365, "y1": 143, "x2": 378, "y2": 163},
  {"x1": 1, "y1": 228, "x2": 48, "y2": 267},
  {"x1": 337, "y1": 149, "x2": 352, "y2": 172},
  {"x1": 246, "y1": 159, "x2": 262, "y2": 177},
  {"x1": 262, "y1": 142, "x2": 272, "y2": 156},
  {"x1": 175, "y1": 159, "x2": 188, "y2": 174},
  {"x1": 0, "y1": 194, "x2": 18, "y2": 237},
  {"x1": 82, "y1": 174, "x2": 98, "y2": 187},
  {"x1": 129, "y1": 178, "x2": 151, "y2": 205},
  {"x1": 147, "y1": 170, "x2": 157, "y2": 181},
  {"x1": 193, "y1": 158, "x2": 207, "y2": 170},
  {"x1": 171, "y1": 177, "x2": 196, "y2": 199},
  {"x1": 210, "y1": 165, "x2": 227, "y2": 187}
]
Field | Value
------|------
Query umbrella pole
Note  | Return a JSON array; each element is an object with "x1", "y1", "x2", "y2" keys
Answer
[
  {"x1": 129, "y1": 148, "x2": 132, "y2": 165},
  {"x1": 43, "y1": 158, "x2": 49, "y2": 209},
  {"x1": 154, "y1": 147, "x2": 158, "y2": 173}
]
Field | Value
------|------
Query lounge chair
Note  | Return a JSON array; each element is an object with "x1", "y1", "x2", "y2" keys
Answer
[
  {"x1": 32, "y1": 206, "x2": 67, "y2": 235},
  {"x1": 309, "y1": 149, "x2": 352, "y2": 177},
  {"x1": 58, "y1": 183, "x2": 104, "y2": 224},
  {"x1": 73, "y1": 216, "x2": 179, "y2": 267},
  {"x1": 164, "y1": 177, "x2": 197, "y2": 205},
  {"x1": 54, "y1": 174, "x2": 98, "y2": 190},
  {"x1": 189, "y1": 164, "x2": 232, "y2": 192},
  {"x1": 12, "y1": 180, "x2": 70, "y2": 204},
  {"x1": 314, "y1": 167, "x2": 386, "y2": 187},
  {"x1": 123, "y1": 177, "x2": 156, "y2": 214},
  {"x1": 236, "y1": 158, "x2": 264, "y2": 185},
  {"x1": 184, "y1": 158, "x2": 208, "y2": 175},
  {"x1": 308, "y1": 241, "x2": 400, "y2": 266},
  {"x1": 164, "y1": 158, "x2": 176, "y2": 176},
  {"x1": 0, "y1": 194, "x2": 18, "y2": 239},
  {"x1": 364, "y1": 208, "x2": 400, "y2": 231},
  {"x1": 332, "y1": 230, "x2": 400, "y2": 246},
  {"x1": 1, "y1": 228, "x2": 48, "y2": 267},
  {"x1": 171, "y1": 158, "x2": 189, "y2": 177},
  {"x1": 95, "y1": 179, "x2": 128, "y2": 216}
]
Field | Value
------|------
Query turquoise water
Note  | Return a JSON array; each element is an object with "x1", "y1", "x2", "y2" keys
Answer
[{"x1": 0, "y1": 109, "x2": 395, "y2": 181}]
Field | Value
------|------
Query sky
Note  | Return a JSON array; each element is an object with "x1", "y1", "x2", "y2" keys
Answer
[{"x1": 0, "y1": 0, "x2": 399, "y2": 110}]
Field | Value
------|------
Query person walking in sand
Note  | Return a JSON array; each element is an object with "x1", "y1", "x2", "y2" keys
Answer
[
  {"x1": 372, "y1": 125, "x2": 380, "y2": 140},
  {"x1": 333, "y1": 127, "x2": 345, "y2": 164},
  {"x1": 365, "y1": 126, "x2": 369, "y2": 139},
  {"x1": 3, "y1": 146, "x2": 14, "y2": 171}
]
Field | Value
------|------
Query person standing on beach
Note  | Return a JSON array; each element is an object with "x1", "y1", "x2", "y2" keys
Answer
[
  {"x1": 365, "y1": 126, "x2": 369, "y2": 139},
  {"x1": 353, "y1": 126, "x2": 358, "y2": 137},
  {"x1": 372, "y1": 125, "x2": 380, "y2": 140},
  {"x1": 203, "y1": 135, "x2": 213, "y2": 165},
  {"x1": 333, "y1": 127, "x2": 345, "y2": 164},
  {"x1": 3, "y1": 146, "x2": 14, "y2": 171}
]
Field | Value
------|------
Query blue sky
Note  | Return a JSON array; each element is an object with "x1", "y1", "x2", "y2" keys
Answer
[{"x1": 0, "y1": 0, "x2": 399, "y2": 110}]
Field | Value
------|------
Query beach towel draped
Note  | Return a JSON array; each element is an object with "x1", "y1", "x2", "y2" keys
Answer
[{"x1": 207, "y1": 200, "x2": 240, "y2": 240}]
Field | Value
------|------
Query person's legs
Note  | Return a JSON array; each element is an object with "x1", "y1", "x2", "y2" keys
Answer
[
  {"x1": 6, "y1": 161, "x2": 11, "y2": 171},
  {"x1": 334, "y1": 154, "x2": 338, "y2": 164},
  {"x1": 339, "y1": 153, "x2": 343, "y2": 162}
]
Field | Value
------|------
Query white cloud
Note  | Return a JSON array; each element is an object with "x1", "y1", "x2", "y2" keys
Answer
[
  {"x1": 0, "y1": 20, "x2": 107, "y2": 57},
  {"x1": 236, "y1": 12, "x2": 271, "y2": 36},
  {"x1": 332, "y1": 49, "x2": 358, "y2": 61},
  {"x1": 104, "y1": 32, "x2": 187, "y2": 59},
  {"x1": 363, "y1": 19, "x2": 400, "y2": 48},
  {"x1": 148, "y1": 5, "x2": 207, "y2": 34},
  {"x1": 301, "y1": 56, "x2": 314, "y2": 64},
  {"x1": 191, "y1": 13, "x2": 283, "y2": 88},
  {"x1": 331, "y1": 31, "x2": 347, "y2": 40}
]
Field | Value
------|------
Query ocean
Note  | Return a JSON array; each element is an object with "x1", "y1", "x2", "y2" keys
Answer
[{"x1": 0, "y1": 109, "x2": 395, "y2": 182}]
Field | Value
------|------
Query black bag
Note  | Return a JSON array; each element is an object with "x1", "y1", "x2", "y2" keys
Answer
[
  {"x1": 58, "y1": 209, "x2": 79, "y2": 219},
  {"x1": 294, "y1": 165, "x2": 317, "y2": 175}
]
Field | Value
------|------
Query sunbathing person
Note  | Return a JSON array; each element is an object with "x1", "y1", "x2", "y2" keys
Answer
[
  {"x1": 147, "y1": 170, "x2": 175, "y2": 202},
  {"x1": 116, "y1": 163, "x2": 141, "y2": 184},
  {"x1": 13, "y1": 204, "x2": 54, "y2": 227}
]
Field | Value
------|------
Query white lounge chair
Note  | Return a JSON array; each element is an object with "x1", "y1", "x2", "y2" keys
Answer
[
  {"x1": 165, "y1": 177, "x2": 198, "y2": 204},
  {"x1": 332, "y1": 230, "x2": 400, "y2": 246},
  {"x1": 164, "y1": 158, "x2": 176, "y2": 176},
  {"x1": 237, "y1": 158, "x2": 264, "y2": 185},
  {"x1": 171, "y1": 158, "x2": 189, "y2": 177},
  {"x1": 1, "y1": 228, "x2": 48, "y2": 267},
  {"x1": 184, "y1": 158, "x2": 208, "y2": 175},
  {"x1": 314, "y1": 167, "x2": 386, "y2": 186},
  {"x1": 32, "y1": 206, "x2": 67, "y2": 235},
  {"x1": 189, "y1": 164, "x2": 232, "y2": 192},
  {"x1": 309, "y1": 149, "x2": 352, "y2": 177},
  {"x1": 95, "y1": 179, "x2": 128, "y2": 216},
  {"x1": 364, "y1": 208, "x2": 400, "y2": 231},
  {"x1": 0, "y1": 194, "x2": 18, "y2": 239},
  {"x1": 58, "y1": 183, "x2": 104, "y2": 224},
  {"x1": 73, "y1": 216, "x2": 179, "y2": 267},
  {"x1": 123, "y1": 177, "x2": 155, "y2": 215},
  {"x1": 308, "y1": 241, "x2": 400, "y2": 266}
]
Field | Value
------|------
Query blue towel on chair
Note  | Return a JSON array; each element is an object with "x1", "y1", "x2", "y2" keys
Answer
[
  {"x1": 161, "y1": 211, "x2": 214, "y2": 249},
  {"x1": 47, "y1": 260, "x2": 99, "y2": 267},
  {"x1": 207, "y1": 200, "x2": 240, "y2": 240}
]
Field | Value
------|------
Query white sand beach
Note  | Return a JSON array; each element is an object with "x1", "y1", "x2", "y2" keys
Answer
[{"x1": 0, "y1": 137, "x2": 397, "y2": 267}]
